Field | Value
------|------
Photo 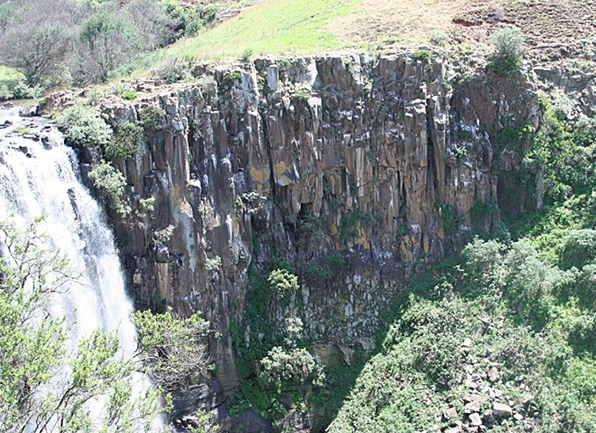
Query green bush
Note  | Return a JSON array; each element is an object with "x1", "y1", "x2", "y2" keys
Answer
[
  {"x1": 267, "y1": 269, "x2": 299, "y2": 297},
  {"x1": 240, "y1": 48, "x2": 254, "y2": 62},
  {"x1": 429, "y1": 30, "x2": 448, "y2": 46},
  {"x1": 105, "y1": 122, "x2": 144, "y2": 160},
  {"x1": 259, "y1": 346, "x2": 324, "y2": 393},
  {"x1": 139, "y1": 106, "x2": 166, "y2": 130},
  {"x1": 560, "y1": 229, "x2": 596, "y2": 270},
  {"x1": 88, "y1": 161, "x2": 130, "y2": 216},
  {"x1": 9, "y1": 80, "x2": 44, "y2": 99},
  {"x1": 412, "y1": 49, "x2": 430, "y2": 62},
  {"x1": 58, "y1": 105, "x2": 112, "y2": 148},
  {"x1": 153, "y1": 59, "x2": 188, "y2": 83},
  {"x1": 121, "y1": 90, "x2": 138, "y2": 101},
  {"x1": 488, "y1": 27, "x2": 525, "y2": 75}
]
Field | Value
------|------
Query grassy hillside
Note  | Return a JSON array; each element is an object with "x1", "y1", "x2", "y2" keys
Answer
[
  {"x1": 0, "y1": 65, "x2": 22, "y2": 99},
  {"x1": 126, "y1": 0, "x2": 595, "y2": 75},
  {"x1": 163, "y1": 0, "x2": 363, "y2": 59}
]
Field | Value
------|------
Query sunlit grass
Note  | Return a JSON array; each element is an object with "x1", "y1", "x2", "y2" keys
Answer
[{"x1": 168, "y1": 0, "x2": 362, "y2": 58}]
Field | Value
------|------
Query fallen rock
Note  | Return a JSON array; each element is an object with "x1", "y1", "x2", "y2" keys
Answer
[
  {"x1": 463, "y1": 394, "x2": 488, "y2": 403},
  {"x1": 492, "y1": 402, "x2": 513, "y2": 418},
  {"x1": 520, "y1": 394, "x2": 534, "y2": 405},
  {"x1": 464, "y1": 401, "x2": 480, "y2": 414},
  {"x1": 468, "y1": 412, "x2": 482, "y2": 426},
  {"x1": 444, "y1": 407, "x2": 458, "y2": 421},
  {"x1": 488, "y1": 367, "x2": 498, "y2": 383}
]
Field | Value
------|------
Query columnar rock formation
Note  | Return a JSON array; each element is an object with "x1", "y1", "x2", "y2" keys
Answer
[{"x1": 73, "y1": 54, "x2": 539, "y2": 414}]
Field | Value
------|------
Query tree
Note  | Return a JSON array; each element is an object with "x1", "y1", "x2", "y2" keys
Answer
[
  {"x1": 76, "y1": 12, "x2": 131, "y2": 83},
  {"x1": 488, "y1": 27, "x2": 525, "y2": 75},
  {"x1": 132, "y1": 309, "x2": 211, "y2": 392},
  {"x1": 0, "y1": 218, "x2": 166, "y2": 432},
  {"x1": 0, "y1": 218, "x2": 213, "y2": 432},
  {"x1": 0, "y1": 0, "x2": 78, "y2": 86}
]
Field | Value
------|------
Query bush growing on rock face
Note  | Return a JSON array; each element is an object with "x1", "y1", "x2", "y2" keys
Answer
[
  {"x1": 259, "y1": 346, "x2": 325, "y2": 394},
  {"x1": 88, "y1": 161, "x2": 130, "y2": 217},
  {"x1": 267, "y1": 269, "x2": 299, "y2": 297},
  {"x1": 488, "y1": 27, "x2": 525, "y2": 75},
  {"x1": 412, "y1": 49, "x2": 430, "y2": 62},
  {"x1": 140, "y1": 106, "x2": 166, "y2": 130},
  {"x1": 105, "y1": 122, "x2": 144, "y2": 160},
  {"x1": 58, "y1": 105, "x2": 112, "y2": 148}
]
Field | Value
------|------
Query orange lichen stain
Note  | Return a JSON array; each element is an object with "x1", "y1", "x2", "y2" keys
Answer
[
  {"x1": 274, "y1": 161, "x2": 286, "y2": 177},
  {"x1": 172, "y1": 186, "x2": 181, "y2": 202},
  {"x1": 355, "y1": 226, "x2": 371, "y2": 249},
  {"x1": 180, "y1": 200, "x2": 193, "y2": 218},
  {"x1": 400, "y1": 240, "x2": 413, "y2": 262},
  {"x1": 250, "y1": 167, "x2": 264, "y2": 184},
  {"x1": 423, "y1": 237, "x2": 430, "y2": 254},
  {"x1": 273, "y1": 161, "x2": 295, "y2": 186}
]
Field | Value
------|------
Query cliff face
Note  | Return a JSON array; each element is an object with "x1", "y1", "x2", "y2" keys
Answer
[{"x1": 77, "y1": 54, "x2": 539, "y2": 420}]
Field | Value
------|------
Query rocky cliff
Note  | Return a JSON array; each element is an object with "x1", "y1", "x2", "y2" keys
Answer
[{"x1": 71, "y1": 53, "x2": 540, "y2": 427}]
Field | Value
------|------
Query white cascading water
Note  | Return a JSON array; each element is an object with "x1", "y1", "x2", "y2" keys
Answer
[{"x1": 0, "y1": 105, "x2": 160, "y2": 431}]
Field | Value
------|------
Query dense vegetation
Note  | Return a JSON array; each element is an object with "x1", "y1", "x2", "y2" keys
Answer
[
  {"x1": 0, "y1": 218, "x2": 211, "y2": 432},
  {"x1": 0, "y1": 0, "x2": 239, "y2": 98}
]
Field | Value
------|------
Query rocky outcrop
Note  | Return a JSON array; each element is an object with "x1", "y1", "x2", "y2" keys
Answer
[{"x1": 70, "y1": 53, "x2": 539, "y2": 426}]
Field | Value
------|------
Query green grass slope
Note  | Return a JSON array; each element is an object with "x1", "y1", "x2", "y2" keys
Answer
[{"x1": 166, "y1": 0, "x2": 362, "y2": 58}]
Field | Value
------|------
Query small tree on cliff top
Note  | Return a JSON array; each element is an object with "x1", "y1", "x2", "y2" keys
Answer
[{"x1": 489, "y1": 27, "x2": 525, "y2": 75}]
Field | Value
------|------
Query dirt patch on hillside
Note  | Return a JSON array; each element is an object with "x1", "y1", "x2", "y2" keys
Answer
[{"x1": 327, "y1": 0, "x2": 596, "y2": 65}]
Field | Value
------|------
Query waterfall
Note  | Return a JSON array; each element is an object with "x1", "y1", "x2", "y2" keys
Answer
[{"x1": 0, "y1": 105, "x2": 160, "y2": 431}]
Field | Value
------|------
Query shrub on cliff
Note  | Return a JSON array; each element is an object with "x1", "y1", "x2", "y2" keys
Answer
[
  {"x1": 105, "y1": 122, "x2": 144, "y2": 160},
  {"x1": 140, "y1": 105, "x2": 166, "y2": 130},
  {"x1": 58, "y1": 105, "x2": 112, "y2": 148},
  {"x1": 88, "y1": 161, "x2": 130, "y2": 217},
  {"x1": 488, "y1": 27, "x2": 525, "y2": 75},
  {"x1": 267, "y1": 269, "x2": 299, "y2": 297},
  {"x1": 259, "y1": 346, "x2": 325, "y2": 394}
]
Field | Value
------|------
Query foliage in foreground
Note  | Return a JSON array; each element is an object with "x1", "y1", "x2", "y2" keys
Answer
[
  {"x1": 0, "y1": 218, "x2": 214, "y2": 432},
  {"x1": 133, "y1": 309, "x2": 210, "y2": 392},
  {"x1": 0, "y1": 219, "x2": 165, "y2": 433}
]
